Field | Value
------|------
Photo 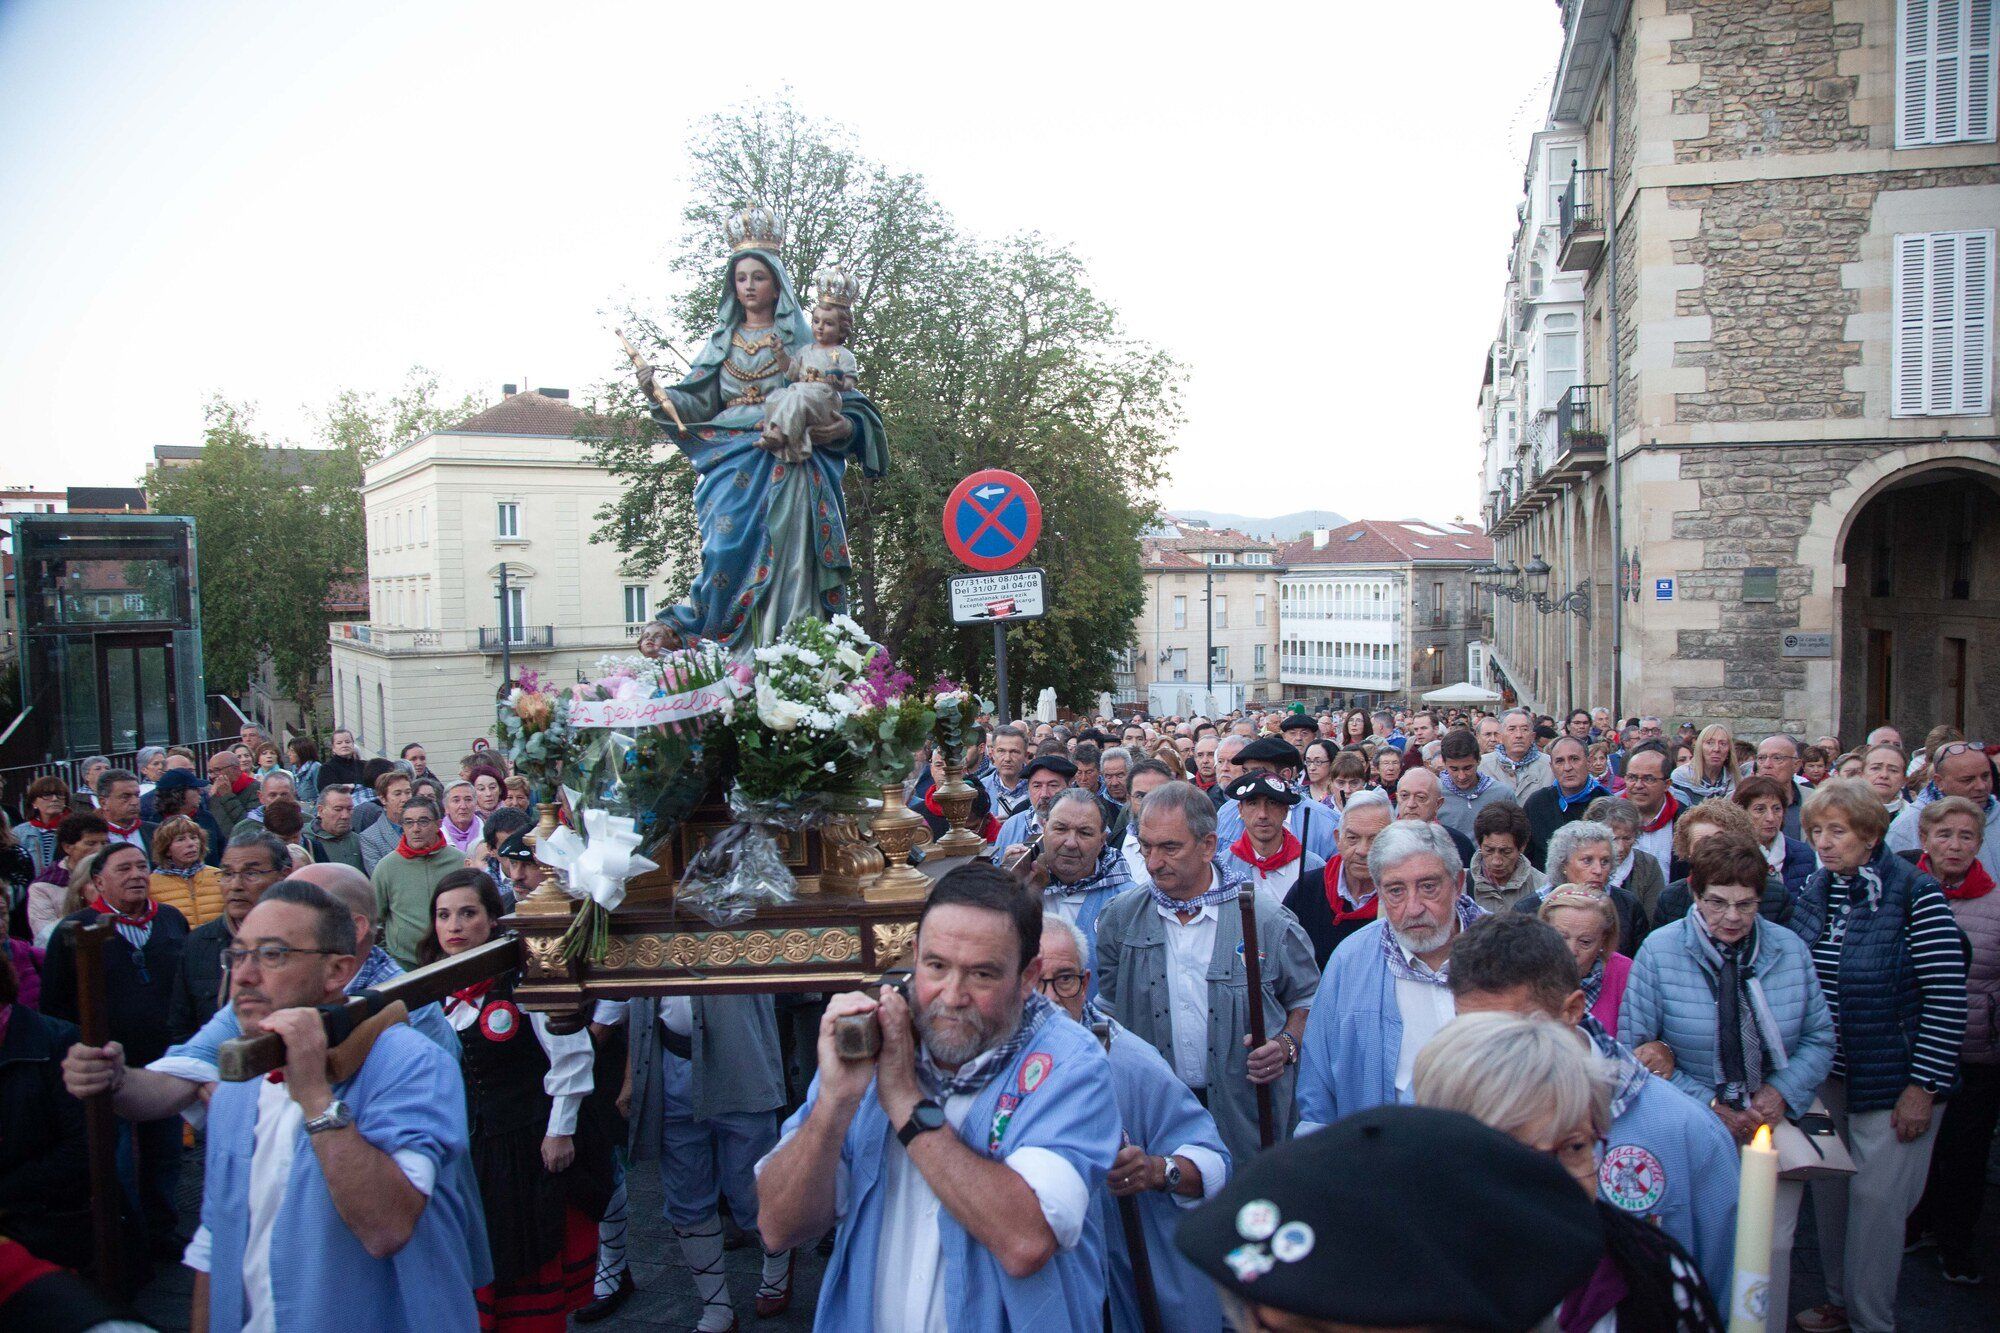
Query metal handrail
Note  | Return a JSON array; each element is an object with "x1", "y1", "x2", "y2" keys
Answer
[{"x1": 1558, "y1": 167, "x2": 1606, "y2": 243}]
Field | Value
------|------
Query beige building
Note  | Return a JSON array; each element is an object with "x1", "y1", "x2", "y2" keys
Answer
[
  {"x1": 1129, "y1": 520, "x2": 1282, "y2": 715},
  {"x1": 328, "y1": 390, "x2": 671, "y2": 757},
  {"x1": 1481, "y1": 0, "x2": 1998, "y2": 742}
]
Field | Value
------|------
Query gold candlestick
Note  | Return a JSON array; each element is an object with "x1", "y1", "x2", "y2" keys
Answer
[
  {"x1": 931, "y1": 758, "x2": 984, "y2": 858},
  {"x1": 865, "y1": 784, "x2": 931, "y2": 901}
]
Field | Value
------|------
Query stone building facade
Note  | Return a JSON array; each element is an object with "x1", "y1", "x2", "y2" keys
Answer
[
  {"x1": 1130, "y1": 519, "x2": 1282, "y2": 716},
  {"x1": 1481, "y1": 0, "x2": 1998, "y2": 743}
]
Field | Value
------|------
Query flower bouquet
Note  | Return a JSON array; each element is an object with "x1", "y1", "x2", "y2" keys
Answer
[{"x1": 494, "y1": 669, "x2": 575, "y2": 802}]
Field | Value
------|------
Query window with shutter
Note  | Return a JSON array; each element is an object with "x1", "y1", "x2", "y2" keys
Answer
[
  {"x1": 1893, "y1": 229, "x2": 1995, "y2": 416},
  {"x1": 1899, "y1": 0, "x2": 1998, "y2": 147}
]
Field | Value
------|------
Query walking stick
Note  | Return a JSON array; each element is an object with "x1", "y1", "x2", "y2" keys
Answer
[
  {"x1": 1091, "y1": 1020, "x2": 1164, "y2": 1333},
  {"x1": 67, "y1": 918, "x2": 123, "y2": 1293},
  {"x1": 1238, "y1": 893, "x2": 1276, "y2": 1149}
]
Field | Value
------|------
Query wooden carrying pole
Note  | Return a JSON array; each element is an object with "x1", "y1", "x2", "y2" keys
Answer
[
  {"x1": 1092, "y1": 1021, "x2": 1164, "y2": 1333},
  {"x1": 1238, "y1": 894, "x2": 1276, "y2": 1149},
  {"x1": 67, "y1": 919, "x2": 123, "y2": 1293}
]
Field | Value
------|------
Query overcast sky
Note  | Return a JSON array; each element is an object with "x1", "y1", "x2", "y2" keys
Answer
[{"x1": 0, "y1": 1, "x2": 1562, "y2": 522}]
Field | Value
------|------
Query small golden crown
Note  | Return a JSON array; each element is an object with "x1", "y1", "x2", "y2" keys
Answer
[
  {"x1": 813, "y1": 265, "x2": 861, "y2": 309},
  {"x1": 724, "y1": 205, "x2": 785, "y2": 254}
]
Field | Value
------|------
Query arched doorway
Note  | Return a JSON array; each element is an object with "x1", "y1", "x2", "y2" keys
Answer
[
  {"x1": 1837, "y1": 468, "x2": 2000, "y2": 743},
  {"x1": 1590, "y1": 487, "x2": 1614, "y2": 708}
]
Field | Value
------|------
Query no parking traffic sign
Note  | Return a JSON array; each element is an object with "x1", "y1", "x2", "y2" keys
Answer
[{"x1": 943, "y1": 469, "x2": 1041, "y2": 572}]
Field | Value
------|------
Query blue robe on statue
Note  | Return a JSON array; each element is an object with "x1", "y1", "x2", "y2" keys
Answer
[
  {"x1": 647, "y1": 248, "x2": 888, "y2": 649},
  {"x1": 783, "y1": 1008, "x2": 1120, "y2": 1331},
  {"x1": 1092, "y1": 1013, "x2": 1229, "y2": 1333},
  {"x1": 197, "y1": 1024, "x2": 486, "y2": 1333}
]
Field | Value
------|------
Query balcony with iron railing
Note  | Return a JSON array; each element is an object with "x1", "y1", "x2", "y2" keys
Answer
[
  {"x1": 1486, "y1": 386, "x2": 1609, "y2": 539},
  {"x1": 1557, "y1": 166, "x2": 1606, "y2": 271}
]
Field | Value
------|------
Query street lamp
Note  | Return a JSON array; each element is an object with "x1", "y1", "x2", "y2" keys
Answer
[{"x1": 1525, "y1": 555, "x2": 1551, "y2": 585}]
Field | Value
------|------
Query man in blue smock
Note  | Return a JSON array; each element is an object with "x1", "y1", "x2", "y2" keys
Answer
[
  {"x1": 183, "y1": 881, "x2": 480, "y2": 1331},
  {"x1": 1010, "y1": 789, "x2": 1132, "y2": 994},
  {"x1": 1214, "y1": 737, "x2": 1339, "y2": 863},
  {"x1": 1037, "y1": 914, "x2": 1227, "y2": 1333},
  {"x1": 982, "y1": 724, "x2": 1032, "y2": 822},
  {"x1": 1447, "y1": 912, "x2": 1739, "y2": 1302},
  {"x1": 991, "y1": 755, "x2": 1080, "y2": 862},
  {"x1": 756, "y1": 861, "x2": 1120, "y2": 1331}
]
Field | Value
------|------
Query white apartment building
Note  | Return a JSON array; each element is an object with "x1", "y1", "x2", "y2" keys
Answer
[
  {"x1": 1131, "y1": 520, "x2": 1282, "y2": 716},
  {"x1": 327, "y1": 390, "x2": 673, "y2": 757},
  {"x1": 1277, "y1": 521, "x2": 1492, "y2": 707}
]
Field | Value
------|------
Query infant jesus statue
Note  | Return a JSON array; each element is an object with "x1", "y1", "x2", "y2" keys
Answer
[{"x1": 759, "y1": 266, "x2": 860, "y2": 462}]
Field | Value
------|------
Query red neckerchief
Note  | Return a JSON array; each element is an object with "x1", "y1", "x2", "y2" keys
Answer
[
  {"x1": 91, "y1": 895, "x2": 159, "y2": 929},
  {"x1": 1640, "y1": 793, "x2": 1681, "y2": 834},
  {"x1": 0, "y1": 1235, "x2": 63, "y2": 1309},
  {"x1": 447, "y1": 978, "x2": 495, "y2": 1011},
  {"x1": 397, "y1": 832, "x2": 445, "y2": 860},
  {"x1": 1322, "y1": 855, "x2": 1380, "y2": 923},
  {"x1": 1231, "y1": 829, "x2": 1302, "y2": 874},
  {"x1": 1921, "y1": 853, "x2": 1996, "y2": 901},
  {"x1": 104, "y1": 819, "x2": 139, "y2": 838},
  {"x1": 923, "y1": 788, "x2": 946, "y2": 816},
  {"x1": 230, "y1": 772, "x2": 256, "y2": 796},
  {"x1": 28, "y1": 815, "x2": 63, "y2": 831}
]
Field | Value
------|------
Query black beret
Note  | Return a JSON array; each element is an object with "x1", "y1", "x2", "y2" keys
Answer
[
  {"x1": 494, "y1": 823, "x2": 538, "y2": 863},
  {"x1": 1277, "y1": 712, "x2": 1318, "y2": 733},
  {"x1": 1224, "y1": 771, "x2": 1300, "y2": 807},
  {"x1": 154, "y1": 769, "x2": 204, "y2": 795},
  {"x1": 1235, "y1": 736, "x2": 1304, "y2": 770},
  {"x1": 1175, "y1": 1105, "x2": 1603, "y2": 1330},
  {"x1": 1022, "y1": 755, "x2": 1078, "y2": 782}
]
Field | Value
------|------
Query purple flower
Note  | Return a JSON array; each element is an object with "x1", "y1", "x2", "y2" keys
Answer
[
  {"x1": 517, "y1": 669, "x2": 544, "y2": 694},
  {"x1": 857, "y1": 653, "x2": 916, "y2": 708}
]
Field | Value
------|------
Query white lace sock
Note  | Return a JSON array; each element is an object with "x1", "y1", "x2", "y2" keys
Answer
[{"x1": 757, "y1": 1245, "x2": 793, "y2": 1301}]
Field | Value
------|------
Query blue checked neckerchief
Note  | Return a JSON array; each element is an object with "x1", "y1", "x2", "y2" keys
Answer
[
  {"x1": 1581, "y1": 1014, "x2": 1650, "y2": 1120},
  {"x1": 1446, "y1": 772, "x2": 1496, "y2": 801},
  {"x1": 349, "y1": 946, "x2": 403, "y2": 993},
  {"x1": 1045, "y1": 846, "x2": 1131, "y2": 904},
  {"x1": 1146, "y1": 855, "x2": 1250, "y2": 917},
  {"x1": 916, "y1": 990, "x2": 1055, "y2": 1099},
  {"x1": 1917, "y1": 781, "x2": 1997, "y2": 816},
  {"x1": 1380, "y1": 894, "x2": 1486, "y2": 985}
]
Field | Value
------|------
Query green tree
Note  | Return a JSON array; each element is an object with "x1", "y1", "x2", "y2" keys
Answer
[{"x1": 588, "y1": 96, "x2": 1180, "y2": 709}]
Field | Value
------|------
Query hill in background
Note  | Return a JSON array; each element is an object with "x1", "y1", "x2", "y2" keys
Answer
[{"x1": 1167, "y1": 508, "x2": 1349, "y2": 541}]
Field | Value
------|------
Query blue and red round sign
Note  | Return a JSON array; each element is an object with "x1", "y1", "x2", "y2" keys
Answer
[{"x1": 943, "y1": 469, "x2": 1041, "y2": 573}]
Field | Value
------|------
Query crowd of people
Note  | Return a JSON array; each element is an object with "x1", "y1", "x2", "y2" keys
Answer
[{"x1": 0, "y1": 704, "x2": 1991, "y2": 1332}]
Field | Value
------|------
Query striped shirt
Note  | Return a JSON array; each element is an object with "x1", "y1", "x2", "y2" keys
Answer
[{"x1": 1809, "y1": 871, "x2": 1967, "y2": 1089}]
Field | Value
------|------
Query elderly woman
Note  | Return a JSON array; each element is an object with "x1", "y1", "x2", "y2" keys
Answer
[
  {"x1": 1858, "y1": 743, "x2": 1909, "y2": 818},
  {"x1": 1903, "y1": 795, "x2": 2000, "y2": 1285},
  {"x1": 1671, "y1": 723, "x2": 1737, "y2": 806},
  {"x1": 1791, "y1": 779, "x2": 1967, "y2": 1333},
  {"x1": 1735, "y1": 775, "x2": 1817, "y2": 901},
  {"x1": 1652, "y1": 798, "x2": 1790, "y2": 927},
  {"x1": 1512, "y1": 819, "x2": 1647, "y2": 956},
  {"x1": 1621, "y1": 834, "x2": 1836, "y2": 1332},
  {"x1": 1469, "y1": 802, "x2": 1545, "y2": 913},
  {"x1": 1584, "y1": 796, "x2": 1667, "y2": 926},
  {"x1": 1414, "y1": 1012, "x2": 1724, "y2": 1330},
  {"x1": 1541, "y1": 885, "x2": 1630, "y2": 1032}
]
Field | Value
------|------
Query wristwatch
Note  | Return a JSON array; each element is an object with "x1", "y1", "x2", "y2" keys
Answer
[
  {"x1": 1160, "y1": 1156, "x2": 1183, "y2": 1193},
  {"x1": 897, "y1": 1099, "x2": 947, "y2": 1147},
  {"x1": 303, "y1": 1099, "x2": 354, "y2": 1136}
]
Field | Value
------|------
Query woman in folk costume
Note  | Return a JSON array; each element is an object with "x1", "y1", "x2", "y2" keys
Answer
[
  {"x1": 423, "y1": 869, "x2": 613, "y2": 1330},
  {"x1": 631, "y1": 206, "x2": 887, "y2": 650}
]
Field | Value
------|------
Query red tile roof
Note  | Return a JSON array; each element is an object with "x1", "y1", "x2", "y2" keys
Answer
[
  {"x1": 1157, "y1": 519, "x2": 1277, "y2": 552},
  {"x1": 1141, "y1": 539, "x2": 1207, "y2": 570},
  {"x1": 1276, "y1": 520, "x2": 1491, "y2": 567},
  {"x1": 449, "y1": 391, "x2": 587, "y2": 438}
]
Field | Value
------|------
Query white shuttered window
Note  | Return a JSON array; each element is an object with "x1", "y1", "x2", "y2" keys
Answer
[
  {"x1": 1899, "y1": 0, "x2": 1997, "y2": 146},
  {"x1": 1893, "y1": 230, "x2": 1995, "y2": 416}
]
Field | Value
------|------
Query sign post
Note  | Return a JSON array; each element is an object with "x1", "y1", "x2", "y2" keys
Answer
[{"x1": 943, "y1": 470, "x2": 1043, "y2": 724}]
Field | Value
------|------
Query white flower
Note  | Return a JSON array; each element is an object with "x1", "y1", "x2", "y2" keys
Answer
[
  {"x1": 823, "y1": 761, "x2": 838, "y2": 773},
  {"x1": 831, "y1": 614, "x2": 866, "y2": 639},
  {"x1": 796, "y1": 648, "x2": 823, "y2": 669},
  {"x1": 756, "y1": 679, "x2": 807, "y2": 731},
  {"x1": 825, "y1": 690, "x2": 860, "y2": 718},
  {"x1": 834, "y1": 644, "x2": 869, "y2": 674}
]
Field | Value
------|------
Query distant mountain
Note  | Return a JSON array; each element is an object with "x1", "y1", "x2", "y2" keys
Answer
[{"x1": 1166, "y1": 509, "x2": 1349, "y2": 542}]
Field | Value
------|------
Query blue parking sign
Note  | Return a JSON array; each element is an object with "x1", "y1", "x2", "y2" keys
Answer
[{"x1": 1655, "y1": 578, "x2": 1674, "y2": 601}]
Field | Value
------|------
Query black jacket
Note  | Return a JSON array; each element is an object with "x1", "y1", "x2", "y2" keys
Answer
[
  {"x1": 168, "y1": 915, "x2": 234, "y2": 1044},
  {"x1": 0, "y1": 1006, "x2": 92, "y2": 1268},
  {"x1": 1522, "y1": 782, "x2": 1607, "y2": 871},
  {"x1": 40, "y1": 902, "x2": 191, "y2": 1068},
  {"x1": 1280, "y1": 855, "x2": 1380, "y2": 971}
]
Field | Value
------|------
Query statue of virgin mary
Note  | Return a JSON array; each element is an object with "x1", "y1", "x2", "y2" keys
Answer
[{"x1": 637, "y1": 206, "x2": 887, "y2": 651}]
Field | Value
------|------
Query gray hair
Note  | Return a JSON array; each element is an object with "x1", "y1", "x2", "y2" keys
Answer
[
  {"x1": 1546, "y1": 820, "x2": 1615, "y2": 880},
  {"x1": 316, "y1": 783, "x2": 354, "y2": 808},
  {"x1": 1136, "y1": 780, "x2": 1219, "y2": 843},
  {"x1": 1344, "y1": 788, "x2": 1393, "y2": 816},
  {"x1": 1414, "y1": 1012, "x2": 1613, "y2": 1141},
  {"x1": 227, "y1": 829, "x2": 292, "y2": 873},
  {"x1": 1048, "y1": 787, "x2": 1106, "y2": 830},
  {"x1": 259, "y1": 770, "x2": 296, "y2": 794},
  {"x1": 1039, "y1": 912, "x2": 1092, "y2": 970},
  {"x1": 1583, "y1": 796, "x2": 1638, "y2": 834},
  {"x1": 1500, "y1": 708, "x2": 1533, "y2": 727},
  {"x1": 1368, "y1": 818, "x2": 1463, "y2": 882},
  {"x1": 1215, "y1": 734, "x2": 1248, "y2": 761},
  {"x1": 136, "y1": 746, "x2": 165, "y2": 766},
  {"x1": 96, "y1": 767, "x2": 138, "y2": 798},
  {"x1": 1100, "y1": 746, "x2": 1133, "y2": 769},
  {"x1": 1757, "y1": 732, "x2": 1800, "y2": 757}
]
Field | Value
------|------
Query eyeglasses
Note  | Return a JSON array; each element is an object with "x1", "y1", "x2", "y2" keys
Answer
[
  {"x1": 218, "y1": 864, "x2": 285, "y2": 882},
  {"x1": 1697, "y1": 896, "x2": 1761, "y2": 919},
  {"x1": 1933, "y1": 742, "x2": 1991, "y2": 761},
  {"x1": 1039, "y1": 970, "x2": 1087, "y2": 999},
  {"x1": 222, "y1": 943, "x2": 345, "y2": 970}
]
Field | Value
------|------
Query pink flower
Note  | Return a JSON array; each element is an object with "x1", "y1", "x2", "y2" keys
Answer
[{"x1": 569, "y1": 683, "x2": 591, "y2": 701}]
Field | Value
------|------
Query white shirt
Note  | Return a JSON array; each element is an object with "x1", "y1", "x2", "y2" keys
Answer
[
  {"x1": 1154, "y1": 897, "x2": 1220, "y2": 1089},
  {"x1": 443, "y1": 998, "x2": 594, "y2": 1136},
  {"x1": 1234, "y1": 850, "x2": 1303, "y2": 909},
  {"x1": 1121, "y1": 830, "x2": 1149, "y2": 887},
  {"x1": 1633, "y1": 816, "x2": 1674, "y2": 879},
  {"x1": 1763, "y1": 833, "x2": 1787, "y2": 876},
  {"x1": 183, "y1": 1078, "x2": 437, "y2": 1330},
  {"x1": 1391, "y1": 945, "x2": 1458, "y2": 1098}
]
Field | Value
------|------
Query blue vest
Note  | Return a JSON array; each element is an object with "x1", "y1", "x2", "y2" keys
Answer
[
  {"x1": 800, "y1": 1010, "x2": 1120, "y2": 1331},
  {"x1": 1790, "y1": 846, "x2": 1955, "y2": 1112}
]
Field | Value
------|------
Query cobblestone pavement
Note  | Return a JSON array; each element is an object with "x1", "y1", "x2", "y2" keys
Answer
[{"x1": 130, "y1": 1143, "x2": 2000, "y2": 1330}]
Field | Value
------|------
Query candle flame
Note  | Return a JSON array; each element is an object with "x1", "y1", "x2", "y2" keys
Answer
[{"x1": 1753, "y1": 1123, "x2": 1772, "y2": 1149}]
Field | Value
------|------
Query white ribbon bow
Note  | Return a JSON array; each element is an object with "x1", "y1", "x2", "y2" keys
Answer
[{"x1": 535, "y1": 806, "x2": 658, "y2": 913}]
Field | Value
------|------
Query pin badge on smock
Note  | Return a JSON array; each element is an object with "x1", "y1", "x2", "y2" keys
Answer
[
  {"x1": 1235, "y1": 1199, "x2": 1280, "y2": 1241},
  {"x1": 1224, "y1": 1244, "x2": 1276, "y2": 1283}
]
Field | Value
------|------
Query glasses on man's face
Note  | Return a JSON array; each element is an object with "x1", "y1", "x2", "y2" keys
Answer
[
  {"x1": 1039, "y1": 970, "x2": 1087, "y2": 999},
  {"x1": 223, "y1": 943, "x2": 342, "y2": 970}
]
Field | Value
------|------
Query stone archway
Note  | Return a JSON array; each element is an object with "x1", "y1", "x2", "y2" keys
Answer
[
  {"x1": 1801, "y1": 444, "x2": 2000, "y2": 743},
  {"x1": 1590, "y1": 486, "x2": 1615, "y2": 708}
]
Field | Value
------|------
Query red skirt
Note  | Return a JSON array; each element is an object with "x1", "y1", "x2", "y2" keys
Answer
[{"x1": 475, "y1": 1205, "x2": 595, "y2": 1332}]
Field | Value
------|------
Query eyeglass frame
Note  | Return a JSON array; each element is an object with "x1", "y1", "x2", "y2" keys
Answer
[
  {"x1": 1038, "y1": 969, "x2": 1088, "y2": 1000},
  {"x1": 221, "y1": 943, "x2": 348, "y2": 970}
]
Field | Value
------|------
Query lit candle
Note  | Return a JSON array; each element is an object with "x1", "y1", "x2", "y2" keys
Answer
[{"x1": 1728, "y1": 1122, "x2": 1778, "y2": 1332}]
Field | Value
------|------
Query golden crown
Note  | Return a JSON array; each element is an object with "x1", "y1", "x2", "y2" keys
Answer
[
  {"x1": 724, "y1": 205, "x2": 785, "y2": 254},
  {"x1": 813, "y1": 265, "x2": 861, "y2": 309}
]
